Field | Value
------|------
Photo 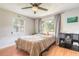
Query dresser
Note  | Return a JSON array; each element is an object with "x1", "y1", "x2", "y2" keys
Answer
[{"x1": 59, "y1": 33, "x2": 79, "y2": 51}]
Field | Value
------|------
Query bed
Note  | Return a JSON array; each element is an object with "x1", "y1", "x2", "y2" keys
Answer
[{"x1": 15, "y1": 34, "x2": 55, "y2": 56}]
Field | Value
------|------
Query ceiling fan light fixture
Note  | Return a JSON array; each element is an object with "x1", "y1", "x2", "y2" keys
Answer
[
  {"x1": 21, "y1": 3, "x2": 48, "y2": 14},
  {"x1": 32, "y1": 6, "x2": 38, "y2": 12}
]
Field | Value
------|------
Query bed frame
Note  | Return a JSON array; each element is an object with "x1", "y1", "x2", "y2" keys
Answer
[
  {"x1": 16, "y1": 40, "x2": 56, "y2": 56},
  {"x1": 40, "y1": 41, "x2": 56, "y2": 56}
]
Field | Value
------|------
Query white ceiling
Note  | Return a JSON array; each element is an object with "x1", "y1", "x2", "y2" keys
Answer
[{"x1": 0, "y1": 3, "x2": 79, "y2": 18}]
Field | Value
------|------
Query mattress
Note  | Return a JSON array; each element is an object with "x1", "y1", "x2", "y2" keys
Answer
[{"x1": 15, "y1": 34, "x2": 55, "y2": 56}]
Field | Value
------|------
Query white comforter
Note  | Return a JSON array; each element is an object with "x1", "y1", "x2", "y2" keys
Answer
[{"x1": 16, "y1": 34, "x2": 55, "y2": 56}]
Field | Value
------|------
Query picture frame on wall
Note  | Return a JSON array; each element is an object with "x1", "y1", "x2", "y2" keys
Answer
[{"x1": 67, "y1": 16, "x2": 78, "y2": 23}]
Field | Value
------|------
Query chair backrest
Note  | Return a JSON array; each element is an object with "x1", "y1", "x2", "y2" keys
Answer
[
  {"x1": 59, "y1": 33, "x2": 65, "y2": 39},
  {"x1": 72, "y1": 34, "x2": 79, "y2": 40},
  {"x1": 65, "y1": 34, "x2": 72, "y2": 39}
]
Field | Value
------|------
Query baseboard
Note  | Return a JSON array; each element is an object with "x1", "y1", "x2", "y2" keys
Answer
[{"x1": 0, "y1": 43, "x2": 15, "y2": 49}]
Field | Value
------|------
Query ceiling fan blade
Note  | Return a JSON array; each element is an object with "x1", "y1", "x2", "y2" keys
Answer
[
  {"x1": 22, "y1": 6, "x2": 32, "y2": 9},
  {"x1": 38, "y1": 7, "x2": 48, "y2": 11},
  {"x1": 37, "y1": 3, "x2": 42, "y2": 6},
  {"x1": 30, "y1": 3, "x2": 34, "y2": 6}
]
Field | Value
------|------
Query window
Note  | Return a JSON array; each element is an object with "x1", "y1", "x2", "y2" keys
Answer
[
  {"x1": 41, "y1": 19, "x2": 55, "y2": 34},
  {"x1": 13, "y1": 16, "x2": 24, "y2": 33}
]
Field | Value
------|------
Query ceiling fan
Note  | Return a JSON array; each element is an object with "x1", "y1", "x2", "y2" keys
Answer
[{"x1": 21, "y1": 3, "x2": 48, "y2": 14}]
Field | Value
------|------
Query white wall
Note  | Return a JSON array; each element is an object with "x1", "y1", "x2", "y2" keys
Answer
[
  {"x1": 25, "y1": 18, "x2": 35, "y2": 35},
  {"x1": 0, "y1": 9, "x2": 15, "y2": 37},
  {"x1": 61, "y1": 8, "x2": 79, "y2": 34},
  {"x1": 0, "y1": 8, "x2": 35, "y2": 48},
  {"x1": 0, "y1": 8, "x2": 35, "y2": 38}
]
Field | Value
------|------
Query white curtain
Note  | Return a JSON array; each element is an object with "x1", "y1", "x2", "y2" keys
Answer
[
  {"x1": 35, "y1": 18, "x2": 41, "y2": 34},
  {"x1": 55, "y1": 14, "x2": 61, "y2": 44}
]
